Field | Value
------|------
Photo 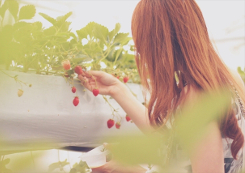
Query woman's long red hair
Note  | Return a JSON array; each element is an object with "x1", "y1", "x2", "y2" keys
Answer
[{"x1": 131, "y1": 0, "x2": 245, "y2": 159}]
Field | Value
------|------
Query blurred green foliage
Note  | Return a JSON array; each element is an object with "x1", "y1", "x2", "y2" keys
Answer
[
  {"x1": 0, "y1": 0, "x2": 139, "y2": 83},
  {"x1": 238, "y1": 67, "x2": 245, "y2": 83},
  {"x1": 107, "y1": 89, "x2": 231, "y2": 172},
  {"x1": 70, "y1": 160, "x2": 91, "y2": 173}
]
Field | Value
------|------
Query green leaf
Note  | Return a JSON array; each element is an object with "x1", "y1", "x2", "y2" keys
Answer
[
  {"x1": 13, "y1": 21, "x2": 28, "y2": 30},
  {"x1": 83, "y1": 41, "x2": 103, "y2": 55},
  {"x1": 32, "y1": 21, "x2": 42, "y2": 30},
  {"x1": 108, "y1": 23, "x2": 121, "y2": 41},
  {"x1": 55, "y1": 11, "x2": 72, "y2": 27},
  {"x1": 13, "y1": 24, "x2": 33, "y2": 43},
  {"x1": 48, "y1": 159, "x2": 69, "y2": 172},
  {"x1": 76, "y1": 28, "x2": 88, "y2": 40},
  {"x1": 1, "y1": 24, "x2": 13, "y2": 42},
  {"x1": 7, "y1": 0, "x2": 19, "y2": 20},
  {"x1": 69, "y1": 32, "x2": 77, "y2": 39},
  {"x1": 76, "y1": 22, "x2": 109, "y2": 42},
  {"x1": 0, "y1": 158, "x2": 11, "y2": 173},
  {"x1": 73, "y1": 54, "x2": 92, "y2": 63},
  {"x1": 0, "y1": 158, "x2": 10, "y2": 166},
  {"x1": 130, "y1": 45, "x2": 135, "y2": 51},
  {"x1": 56, "y1": 32, "x2": 70, "y2": 37},
  {"x1": 106, "y1": 48, "x2": 123, "y2": 62},
  {"x1": 237, "y1": 67, "x2": 245, "y2": 75},
  {"x1": 76, "y1": 22, "x2": 96, "y2": 40},
  {"x1": 0, "y1": 0, "x2": 8, "y2": 18},
  {"x1": 71, "y1": 160, "x2": 90, "y2": 173},
  {"x1": 43, "y1": 26, "x2": 56, "y2": 36},
  {"x1": 92, "y1": 23, "x2": 109, "y2": 43},
  {"x1": 39, "y1": 12, "x2": 56, "y2": 25},
  {"x1": 19, "y1": 5, "x2": 36, "y2": 20},
  {"x1": 58, "y1": 21, "x2": 71, "y2": 32},
  {"x1": 113, "y1": 33, "x2": 129, "y2": 45}
]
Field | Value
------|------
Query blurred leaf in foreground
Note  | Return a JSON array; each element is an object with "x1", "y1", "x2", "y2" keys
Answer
[
  {"x1": 0, "y1": 138, "x2": 52, "y2": 172},
  {"x1": 0, "y1": 158, "x2": 11, "y2": 173},
  {"x1": 174, "y1": 88, "x2": 231, "y2": 153},
  {"x1": 106, "y1": 88, "x2": 231, "y2": 171},
  {"x1": 8, "y1": 151, "x2": 44, "y2": 172}
]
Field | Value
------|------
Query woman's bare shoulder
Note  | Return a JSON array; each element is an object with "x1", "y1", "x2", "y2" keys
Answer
[{"x1": 179, "y1": 85, "x2": 201, "y2": 108}]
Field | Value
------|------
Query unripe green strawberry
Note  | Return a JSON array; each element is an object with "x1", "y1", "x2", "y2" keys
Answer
[
  {"x1": 107, "y1": 119, "x2": 115, "y2": 128},
  {"x1": 62, "y1": 60, "x2": 71, "y2": 70},
  {"x1": 115, "y1": 122, "x2": 121, "y2": 129},
  {"x1": 73, "y1": 97, "x2": 79, "y2": 106},
  {"x1": 18, "y1": 89, "x2": 24, "y2": 97},
  {"x1": 64, "y1": 72, "x2": 69, "y2": 78}
]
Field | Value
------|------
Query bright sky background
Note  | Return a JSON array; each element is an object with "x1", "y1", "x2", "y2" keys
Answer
[{"x1": 20, "y1": 0, "x2": 245, "y2": 70}]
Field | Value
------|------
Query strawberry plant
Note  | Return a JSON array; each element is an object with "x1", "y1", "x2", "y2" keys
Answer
[
  {"x1": 115, "y1": 122, "x2": 121, "y2": 129},
  {"x1": 0, "y1": 0, "x2": 139, "y2": 129}
]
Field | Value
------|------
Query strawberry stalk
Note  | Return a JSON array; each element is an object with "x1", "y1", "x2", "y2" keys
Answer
[{"x1": 102, "y1": 95, "x2": 122, "y2": 123}]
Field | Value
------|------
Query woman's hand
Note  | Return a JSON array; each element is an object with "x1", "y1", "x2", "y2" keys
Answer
[
  {"x1": 78, "y1": 71, "x2": 123, "y2": 97},
  {"x1": 79, "y1": 70, "x2": 152, "y2": 133}
]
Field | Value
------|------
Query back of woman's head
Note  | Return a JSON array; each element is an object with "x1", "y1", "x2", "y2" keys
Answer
[{"x1": 131, "y1": 0, "x2": 245, "y2": 159}]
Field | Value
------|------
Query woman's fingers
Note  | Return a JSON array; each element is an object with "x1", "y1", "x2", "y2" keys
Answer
[
  {"x1": 83, "y1": 70, "x2": 106, "y2": 78},
  {"x1": 79, "y1": 75, "x2": 94, "y2": 91}
]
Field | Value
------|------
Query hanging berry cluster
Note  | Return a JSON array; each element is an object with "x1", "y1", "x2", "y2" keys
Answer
[{"x1": 62, "y1": 59, "x2": 135, "y2": 129}]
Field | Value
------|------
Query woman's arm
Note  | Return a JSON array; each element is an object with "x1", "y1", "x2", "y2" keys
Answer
[
  {"x1": 110, "y1": 82, "x2": 152, "y2": 133},
  {"x1": 190, "y1": 121, "x2": 224, "y2": 173},
  {"x1": 78, "y1": 71, "x2": 153, "y2": 133},
  {"x1": 181, "y1": 86, "x2": 224, "y2": 173}
]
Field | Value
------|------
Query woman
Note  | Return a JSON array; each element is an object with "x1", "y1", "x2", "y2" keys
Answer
[{"x1": 79, "y1": 0, "x2": 245, "y2": 172}]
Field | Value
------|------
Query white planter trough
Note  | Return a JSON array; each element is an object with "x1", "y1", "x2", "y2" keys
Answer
[{"x1": 0, "y1": 70, "x2": 143, "y2": 153}]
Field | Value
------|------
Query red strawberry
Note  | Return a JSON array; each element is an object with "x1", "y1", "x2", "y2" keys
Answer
[
  {"x1": 93, "y1": 88, "x2": 100, "y2": 96},
  {"x1": 72, "y1": 86, "x2": 76, "y2": 93},
  {"x1": 62, "y1": 60, "x2": 71, "y2": 70},
  {"x1": 73, "y1": 97, "x2": 79, "y2": 106},
  {"x1": 74, "y1": 66, "x2": 83, "y2": 75},
  {"x1": 115, "y1": 122, "x2": 121, "y2": 129},
  {"x1": 117, "y1": 76, "x2": 120, "y2": 79},
  {"x1": 123, "y1": 77, "x2": 129, "y2": 83},
  {"x1": 126, "y1": 115, "x2": 131, "y2": 122},
  {"x1": 107, "y1": 119, "x2": 115, "y2": 128}
]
